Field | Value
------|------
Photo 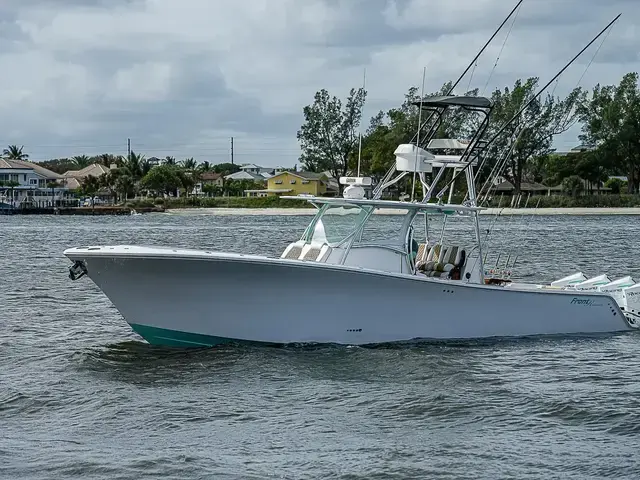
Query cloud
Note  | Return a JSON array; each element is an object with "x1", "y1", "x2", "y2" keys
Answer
[{"x1": 0, "y1": 0, "x2": 638, "y2": 165}]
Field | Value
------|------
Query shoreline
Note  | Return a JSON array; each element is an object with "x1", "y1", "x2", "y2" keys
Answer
[{"x1": 165, "y1": 207, "x2": 640, "y2": 216}]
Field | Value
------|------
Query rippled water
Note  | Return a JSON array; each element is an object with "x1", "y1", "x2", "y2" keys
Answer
[{"x1": 1, "y1": 212, "x2": 640, "y2": 479}]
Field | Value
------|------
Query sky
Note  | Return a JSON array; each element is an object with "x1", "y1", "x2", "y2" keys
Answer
[{"x1": 0, "y1": 0, "x2": 638, "y2": 168}]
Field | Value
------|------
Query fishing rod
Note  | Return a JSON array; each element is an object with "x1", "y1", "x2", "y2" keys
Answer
[
  {"x1": 409, "y1": 0, "x2": 524, "y2": 144},
  {"x1": 434, "y1": 13, "x2": 622, "y2": 201},
  {"x1": 474, "y1": 14, "x2": 616, "y2": 204}
]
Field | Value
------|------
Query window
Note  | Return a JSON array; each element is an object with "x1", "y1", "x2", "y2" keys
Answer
[
  {"x1": 30, "y1": 179, "x2": 38, "y2": 185},
  {"x1": 275, "y1": 180, "x2": 283, "y2": 184},
  {"x1": 301, "y1": 180, "x2": 310, "y2": 184},
  {"x1": 290, "y1": 179, "x2": 296, "y2": 184}
]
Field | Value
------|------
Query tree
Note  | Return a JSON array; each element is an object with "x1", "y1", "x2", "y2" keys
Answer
[
  {"x1": 181, "y1": 157, "x2": 197, "y2": 170},
  {"x1": 198, "y1": 161, "x2": 213, "y2": 173},
  {"x1": 80, "y1": 175, "x2": 101, "y2": 210},
  {"x1": 202, "y1": 183, "x2": 222, "y2": 197},
  {"x1": 357, "y1": 83, "x2": 479, "y2": 180},
  {"x1": 123, "y1": 151, "x2": 145, "y2": 181},
  {"x1": 297, "y1": 87, "x2": 367, "y2": 187},
  {"x1": 578, "y1": 72, "x2": 640, "y2": 193},
  {"x1": 140, "y1": 165, "x2": 182, "y2": 196},
  {"x1": 116, "y1": 174, "x2": 135, "y2": 201},
  {"x1": 3, "y1": 145, "x2": 28, "y2": 160},
  {"x1": 71, "y1": 155, "x2": 92, "y2": 169},
  {"x1": 562, "y1": 175, "x2": 584, "y2": 196},
  {"x1": 605, "y1": 177, "x2": 626, "y2": 194},
  {"x1": 482, "y1": 78, "x2": 584, "y2": 194},
  {"x1": 213, "y1": 163, "x2": 239, "y2": 175}
]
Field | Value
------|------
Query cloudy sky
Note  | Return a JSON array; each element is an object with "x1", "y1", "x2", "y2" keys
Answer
[{"x1": 0, "y1": 0, "x2": 638, "y2": 168}]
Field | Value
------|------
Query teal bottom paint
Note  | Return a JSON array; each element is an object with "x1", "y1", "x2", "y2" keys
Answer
[{"x1": 129, "y1": 323, "x2": 237, "y2": 348}]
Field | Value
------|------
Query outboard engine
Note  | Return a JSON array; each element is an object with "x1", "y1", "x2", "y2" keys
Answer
[{"x1": 621, "y1": 283, "x2": 640, "y2": 328}]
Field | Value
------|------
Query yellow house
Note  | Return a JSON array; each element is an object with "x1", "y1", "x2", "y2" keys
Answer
[{"x1": 245, "y1": 171, "x2": 329, "y2": 197}]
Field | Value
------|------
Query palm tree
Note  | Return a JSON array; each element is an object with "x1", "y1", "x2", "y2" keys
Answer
[
  {"x1": 72, "y1": 155, "x2": 92, "y2": 169},
  {"x1": 140, "y1": 159, "x2": 152, "y2": 177},
  {"x1": 164, "y1": 156, "x2": 176, "y2": 165},
  {"x1": 81, "y1": 175, "x2": 101, "y2": 212},
  {"x1": 3, "y1": 145, "x2": 28, "y2": 160},
  {"x1": 181, "y1": 157, "x2": 197, "y2": 170},
  {"x1": 124, "y1": 151, "x2": 145, "y2": 181},
  {"x1": 116, "y1": 174, "x2": 135, "y2": 202},
  {"x1": 100, "y1": 170, "x2": 121, "y2": 204},
  {"x1": 198, "y1": 161, "x2": 212, "y2": 173},
  {"x1": 97, "y1": 153, "x2": 122, "y2": 168}
]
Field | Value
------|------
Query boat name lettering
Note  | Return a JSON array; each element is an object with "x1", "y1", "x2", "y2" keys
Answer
[{"x1": 571, "y1": 297, "x2": 594, "y2": 306}]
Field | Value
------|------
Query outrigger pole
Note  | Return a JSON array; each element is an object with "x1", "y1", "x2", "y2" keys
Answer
[
  {"x1": 434, "y1": 12, "x2": 622, "y2": 202},
  {"x1": 410, "y1": 0, "x2": 524, "y2": 144}
]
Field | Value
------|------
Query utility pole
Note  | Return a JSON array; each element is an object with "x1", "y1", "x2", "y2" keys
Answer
[
  {"x1": 230, "y1": 136, "x2": 234, "y2": 165},
  {"x1": 127, "y1": 138, "x2": 131, "y2": 161}
]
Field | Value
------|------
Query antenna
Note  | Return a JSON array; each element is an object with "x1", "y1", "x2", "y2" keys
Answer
[
  {"x1": 411, "y1": 66, "x2": 427, "y2": 202},
  {"x1": 356, "y1": 68, "x2": 366, "y2": 178},
  {"x1": 435, "y1": 13, "x2": 622, "y2": 201}
]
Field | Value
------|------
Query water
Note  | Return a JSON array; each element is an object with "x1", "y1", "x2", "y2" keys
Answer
[{"x1": 1, "y1": 212, "x2": 640, "y2": 479}]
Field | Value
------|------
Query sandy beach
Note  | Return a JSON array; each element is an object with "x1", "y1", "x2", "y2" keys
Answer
[{"x1": 166, "y1": 207, "x2": 640, "y2": 216}]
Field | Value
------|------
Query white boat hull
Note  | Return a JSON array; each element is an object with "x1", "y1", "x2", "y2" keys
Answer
[{"x1": 63, "y1": 246, "x2": 634, "y2": 347}]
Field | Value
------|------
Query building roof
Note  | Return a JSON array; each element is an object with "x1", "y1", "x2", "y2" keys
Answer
[
  {"x1": 200, "y1": 171, "x2": 223, "y2": 181},
  {"x1": 63, "y1": 163, "x2": 110, "y2": 179},
  {"x1": 225, "y1": 170, "x2": 265, "y2": 181},
  {"x1": 0, "y1": 158, "x2": 62, "y2": 179},
  {"x1": 270, "y1": 170, "x2": 327, "y2": 181},
  {"x1": 64, "y1": 178, "x2": 82, "y2": 190}
]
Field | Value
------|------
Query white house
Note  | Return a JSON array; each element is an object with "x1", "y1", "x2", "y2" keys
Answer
[
  {"x1": 239, "y1": 163, "x2": 274, "y2": 175},
  {"x1": 0, "y1": 158, "x2": 70, "y2": 208}
]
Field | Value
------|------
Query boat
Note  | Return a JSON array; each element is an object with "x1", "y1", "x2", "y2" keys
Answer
[
  {"x1": 63, "y1": 91, "x2": 638, "y2": 347},
  {"x1": 63, "y1": 9, "x2": 635, "y2": 347}
]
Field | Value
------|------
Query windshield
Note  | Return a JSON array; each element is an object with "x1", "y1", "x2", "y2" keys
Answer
[
  {"x1": 308, "y1": 204, "x2": 370, "y2": 246},
  {"x1": 357, "y1": 208, "x2": 411, "y2": 248}
]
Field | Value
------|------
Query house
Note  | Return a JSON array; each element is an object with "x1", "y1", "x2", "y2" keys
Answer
[
  {"x1": 192, "y1": 171, "x2": 224, "y2": 196},
  {"x1": 200, "y1": 171, "x2": 224, "y2": 188},
  {"x1": 62, "y1": 163, "x2": 112, "y2": 190},
  {"x1": 244, "y1": 171, "x2": 329, "y2": 197},
  {"x1": 239, "y1": 163, "x2": 274, "y2": 176},
  {"x1": 0, "y1": 158, "x2": 70, "y2": 208}
]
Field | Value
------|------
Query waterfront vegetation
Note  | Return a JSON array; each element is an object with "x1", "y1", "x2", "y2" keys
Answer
[{"x1": 3, "y1": 72, "x2": 640, "y2": 210}]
